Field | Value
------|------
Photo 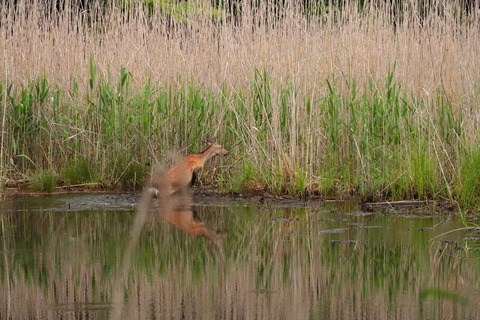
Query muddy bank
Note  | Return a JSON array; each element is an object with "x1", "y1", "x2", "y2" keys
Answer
[{"x1": 0, "y1": 187, "x2": 461, "y2": 216}]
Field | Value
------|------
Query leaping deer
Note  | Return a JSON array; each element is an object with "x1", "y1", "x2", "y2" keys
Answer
[{"x1": 149, "y1": 138, "x2": 228, "y2": 197}]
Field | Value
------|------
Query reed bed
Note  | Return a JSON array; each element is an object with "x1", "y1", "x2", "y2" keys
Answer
[{"x1": 0, "y1": 0, "x2": 479, "y2": 206}]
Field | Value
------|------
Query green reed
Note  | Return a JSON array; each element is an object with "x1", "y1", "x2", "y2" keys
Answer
[
  {"x1": 1, "y1": 67, "x2": 479, "y2": 207},
  {"x1": 457, "y1": 147, "x2": 480, "y2": 209}
]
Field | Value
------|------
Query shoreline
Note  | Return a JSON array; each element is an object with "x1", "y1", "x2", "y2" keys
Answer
[{"x1": 1, "y1": 187, "x2": 462, "y2": 215}]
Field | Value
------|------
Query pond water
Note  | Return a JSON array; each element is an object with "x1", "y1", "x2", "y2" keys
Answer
[{"x1": 1, "y1": 193, "x2": 480, "y2": 319}]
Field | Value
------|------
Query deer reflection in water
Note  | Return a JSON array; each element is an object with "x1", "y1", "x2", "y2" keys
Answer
[{"x1": 153, "y1": 204, "x2": 228, "y2": 249}]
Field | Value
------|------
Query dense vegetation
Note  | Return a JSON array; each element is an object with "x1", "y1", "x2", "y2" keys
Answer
[{"x1": 0, "y1": 0, "x2": 479, "y2": 207}]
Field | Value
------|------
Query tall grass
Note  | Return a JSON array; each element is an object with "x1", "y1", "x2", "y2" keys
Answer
[{"x1": 0, "y1": 0, "x2": 479, "y2": 206}]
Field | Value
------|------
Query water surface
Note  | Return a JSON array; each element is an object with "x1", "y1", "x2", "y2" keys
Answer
[{"x1": 1, "y1": 193, "x2": 479, "y2": 319}]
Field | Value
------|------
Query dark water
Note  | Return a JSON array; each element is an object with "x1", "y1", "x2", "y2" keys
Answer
[{"x1": 1, "y1": 193, "x2": 479, "y2": 319}]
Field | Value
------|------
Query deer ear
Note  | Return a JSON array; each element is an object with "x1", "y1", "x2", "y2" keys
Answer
[{"x1": 206, "y1": 137, "x2": 216, "y2": 144}]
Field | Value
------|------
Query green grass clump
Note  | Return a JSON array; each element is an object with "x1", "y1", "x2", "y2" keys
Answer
[
  {"x1": 109, "y1": 158, "x2": 148, "y2": 190},
  {"x1": 32, "y1": 169, "x2": 58, "y2": 192},
  {"x1": 457, "y1": 147, "x2": 480, "y2": 209},
  {"x1": 408, "y1": 142, "x2": 436, "y2": 199},
  {"x1": 64, "y1": 158, "x2": 95, "y2": 185}
]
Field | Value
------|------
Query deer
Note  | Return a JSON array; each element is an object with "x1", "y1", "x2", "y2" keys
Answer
[{"x1": 149, "y1": 138, "x2": 228, "y2": 197}]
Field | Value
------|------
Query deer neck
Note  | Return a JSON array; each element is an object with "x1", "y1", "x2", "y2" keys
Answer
[
  {"x1": 200, "y1": 145, "x2": 216, "y2": 163},
  {"x1": 184, "y1": 145, "x2": 215, "y2": 172}
]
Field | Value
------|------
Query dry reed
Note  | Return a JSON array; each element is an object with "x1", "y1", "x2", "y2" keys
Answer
[{"x1": 1, "y1": 1, "x2": 478, "y2": 96}]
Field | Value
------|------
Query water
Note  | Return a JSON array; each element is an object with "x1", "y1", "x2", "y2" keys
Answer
[{"x1": 1, "y1": 193, "x2": 479, "y2": 319}]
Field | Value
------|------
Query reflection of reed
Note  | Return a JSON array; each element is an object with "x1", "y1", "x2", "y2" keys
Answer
[
  {"x1": 110, "y1": 177, "x2": 155, "y2": 320},
  {"x1": 2, "y1": 202, "x2": 480, "y2": 319}
]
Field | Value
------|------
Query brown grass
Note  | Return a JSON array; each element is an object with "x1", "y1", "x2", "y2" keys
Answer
[{"x1": 1, "y1": 0, "x2": 478, "y2": 98}]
